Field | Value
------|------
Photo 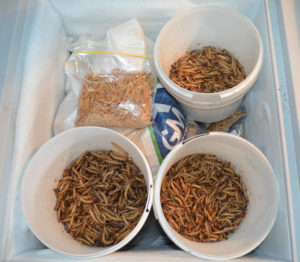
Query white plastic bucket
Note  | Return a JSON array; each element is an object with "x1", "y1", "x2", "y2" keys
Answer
[
  {"x1": 153, "y1": 132, "x2": 278, "y2": 260},
  {"x1": 154, "y1": 5, "x2": 263, "y2": 123},
  {"x1": 22, "y1": 127, "x2": 153, "y2": 258}
]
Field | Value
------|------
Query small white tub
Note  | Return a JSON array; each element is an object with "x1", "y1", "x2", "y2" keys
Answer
[
  {"x1": 153, "y1": 132, "x2": 278, "y2": 260},
  {"x1": 21, "y1": 127, "x2": 153, "y2": 258},
  {"x1": 154, "y1": 5, "x2": 263, "y2": 123}
]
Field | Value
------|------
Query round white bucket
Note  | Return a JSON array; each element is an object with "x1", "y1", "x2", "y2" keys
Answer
[
  {"x1": 22, "y1": 127, "x2": 153, "y2": 258},
  {"x1": 154, "y1": 5, "x2": 263, "y2": 123},
  {"x1": 153, "y1": 132, "x2": 278, "y2": 260}
]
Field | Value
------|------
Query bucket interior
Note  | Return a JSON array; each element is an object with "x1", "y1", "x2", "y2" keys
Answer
[{"x1": 156, "y1": 6, "x2": 262, "y2": 81}]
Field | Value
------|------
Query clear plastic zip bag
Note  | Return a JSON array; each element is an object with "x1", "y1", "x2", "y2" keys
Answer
[{"x1": 68, "y1": 45, "x2": 155, "y2": 128}]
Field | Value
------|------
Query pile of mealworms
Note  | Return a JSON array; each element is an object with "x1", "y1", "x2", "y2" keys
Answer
[
  {"x1": 160, "y1": 154, "x2": 248, "y2": 242},
  {"x1": 169, "y1": 46, "x2": 246, "y2": 93},
  {"x1": 75, "y1": 70, "x2": 155, "y2": 128},
  {"x1": 54, "y1": 149, "x2": 147, "y2": 247},
  {"x1": 206, "y1": 110, "x2": 246, "y2": 132}
]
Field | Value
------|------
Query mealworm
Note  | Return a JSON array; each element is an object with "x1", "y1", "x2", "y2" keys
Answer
[
  {"x1": 54, "y1": 150, "x2": 147, "y2": 247},
  {"x1": 161, "y1": 153, "x2": 248, "y2": 242},
  {"x1": 169, "y1": 46, "x2": 246, "y2": 93},
  {"x1": 75, "y1": 71, "x2": 154, "y2": 129}
]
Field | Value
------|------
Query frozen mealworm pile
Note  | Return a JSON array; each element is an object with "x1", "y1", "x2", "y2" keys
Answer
[
  {"x1": 54, "y1": 150, "x2": 147, "y2": 247},
  {"x1": 75, "y1": 70, "x2": 155, "y2": 129},
  {"x1": 161, "y1": 154, "x2": 248, "y2": 242},
  {"x1": 169, "y1": 46, "x2": 246, "y2": 93}
]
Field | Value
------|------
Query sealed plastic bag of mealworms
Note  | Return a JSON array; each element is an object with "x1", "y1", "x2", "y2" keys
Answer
[{"x1": 62, "y1": 19, "x2": 156, "y2": 129}]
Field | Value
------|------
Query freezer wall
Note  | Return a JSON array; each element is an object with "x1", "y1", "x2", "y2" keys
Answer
[{"x1": 0, "y1": 0, "x2": 298, "y2": 261}]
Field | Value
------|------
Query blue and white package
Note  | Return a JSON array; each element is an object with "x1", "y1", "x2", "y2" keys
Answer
[{"x1": 147, "y1": 84, "x2": 187, "y2": 163}]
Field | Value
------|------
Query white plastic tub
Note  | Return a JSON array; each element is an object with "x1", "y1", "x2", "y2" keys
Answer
[
  {"x1": 154, "y1": 5, "x2": 263, "y2": 122},
  {"x1": 153, "y1": 133, "x2": 278, "y2": 260},
  {"x1": 21, "y1": 127, "x2": 153, "y2": 258},
  {"x1": 0, "y1": 0, "x2": 299, "y2": 261}
]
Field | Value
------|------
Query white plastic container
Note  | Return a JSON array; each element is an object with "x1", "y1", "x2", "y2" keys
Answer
[
  {"x1": 153, "y1": 132, "x2": 278, "y2": 260},
  {"x1": 154, "y1": 5, "x2": 263, "y2": 123},
  {"x1": 21, "y1": 127, "x2": 153, "y2": 258}
]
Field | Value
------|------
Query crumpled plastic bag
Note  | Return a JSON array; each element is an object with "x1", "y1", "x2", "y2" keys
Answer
[{"x1": 54, "y1": 19, "x2": 156, "y2": 131}]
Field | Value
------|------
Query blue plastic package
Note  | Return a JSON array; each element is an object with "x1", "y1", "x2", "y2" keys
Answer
[{"x1": 148, "y1": 84, "x2": 187, "y2": 163}]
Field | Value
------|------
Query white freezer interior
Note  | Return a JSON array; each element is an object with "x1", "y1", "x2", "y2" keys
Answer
[{"x1": 0, "y1": 0, "x2": 299, "y2": 261}]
